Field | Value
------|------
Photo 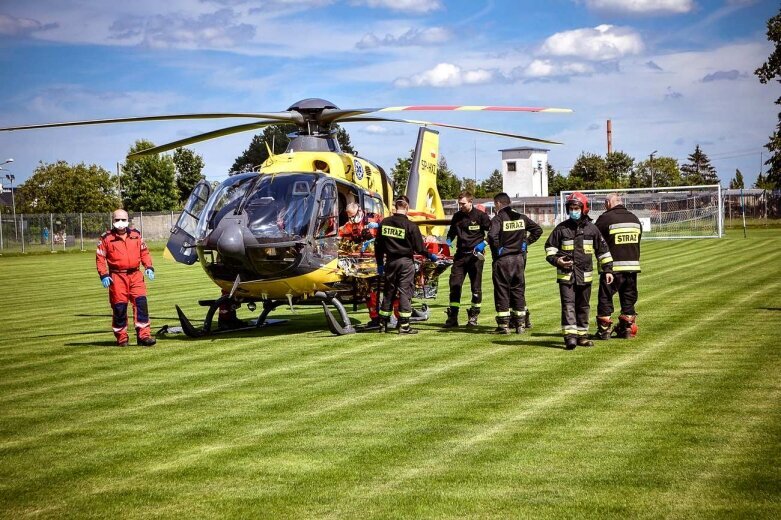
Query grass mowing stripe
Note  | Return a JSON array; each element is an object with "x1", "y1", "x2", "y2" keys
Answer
[{"x1": 323, "y1": 275, "x2": 781, "y2": 517}]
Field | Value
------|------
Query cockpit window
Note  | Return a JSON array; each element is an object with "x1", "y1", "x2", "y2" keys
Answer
[
  {"x1": 243, "y1": 174, "x2": 317, "y2": 240},
  {"x1": 195, "y1": 173, "x2": 255, "y2": 241}
]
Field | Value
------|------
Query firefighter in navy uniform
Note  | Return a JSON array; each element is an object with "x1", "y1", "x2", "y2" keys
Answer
[
  {"x1": 487, "y1": 192, "x2": 543, "y2": 334},
  {"x1": 594, "y1": 193, "x2": 642, "y2": 339},
  {"x1": 443, "y1": 190, "x2": 492, "y2": 328},
  {"x1": 375, "y1": 198, "x2": 440, "y2": 334},
  {"x1": 545, "y1": 192, "x2": 613, "y2": 350},
  {"x1": 96, "y1": 209, "x2": 157, "y2": 347}
]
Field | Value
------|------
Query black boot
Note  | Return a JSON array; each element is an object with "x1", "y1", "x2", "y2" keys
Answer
[
  {"x1": 509, "y1": 313, "x2": 525, "y2": 334},
  {"x1": 494, "y1": 316, "x2": 510, "y2": 334},
  {"x1": 443, "y1": 307, "x2": 459, "y2": 328},
  {"x1": 577, "y1": 336, "x2": 594, "y2": 347},
  {"x1": 596, "y1": 316, "x2": 612, "y2": 340},
  {"x1": 137, "y1": 336, "x2": 157, "y2": 347},
  {"x1": 524, "y1": 307, "x2": 532, "y2": 329},
  {"x1": 614, "y1": 315, "x2": 637, "y2": 339},
  {"x1": 399, "y1": 318, "x2": 418, "y2": 335},
  {"x1": 564, "y1": 335, "x2": 577, "y2": 350},
  {"x1": 378, "y1": 316, "x2": 389, "y2": 333},
  {"x1": 466, "y1": 308, "x2": 480, "y2": 327}
]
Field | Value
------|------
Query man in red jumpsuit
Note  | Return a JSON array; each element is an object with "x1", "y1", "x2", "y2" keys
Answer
[
  {"x1": 96, "y1": 209, "x2": 156, "y2": 347},
  {"x1": 339, "y1": 202, "x2": 383, "y2": 328}
]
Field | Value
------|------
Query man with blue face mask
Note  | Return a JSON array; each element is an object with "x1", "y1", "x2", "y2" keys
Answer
[{"x1": 545, "y1": 192, "x2": 614, "y2": 350}]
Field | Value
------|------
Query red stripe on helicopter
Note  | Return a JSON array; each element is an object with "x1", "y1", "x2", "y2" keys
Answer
[{"x1": 408, "y1": 211, "x2": 438, "y2": 219}]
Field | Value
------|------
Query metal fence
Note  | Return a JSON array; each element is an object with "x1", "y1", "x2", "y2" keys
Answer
[{"x1": 0, "y1": 211, "x2": 179, "y2": 254}]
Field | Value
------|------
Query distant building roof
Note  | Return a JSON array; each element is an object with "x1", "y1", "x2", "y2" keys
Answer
[{"x1": 499, "y1": 147, "x2": 550, "y2": 152}]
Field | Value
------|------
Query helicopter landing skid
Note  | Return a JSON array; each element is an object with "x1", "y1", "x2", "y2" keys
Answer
[
  {"x1": 314, "y1": 292, "x2": 356, "y2": 336},
  {"x1": 172, "y1": 298, "x2": 287, "y2": 338}
]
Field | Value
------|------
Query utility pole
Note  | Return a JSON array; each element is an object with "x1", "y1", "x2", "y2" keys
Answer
[
  {"x1": 607, "y1": 119, "x2": 612, "y2": 155},
  {"x1": 650, "y1": 150, "x2": 657, "y2": 188}
]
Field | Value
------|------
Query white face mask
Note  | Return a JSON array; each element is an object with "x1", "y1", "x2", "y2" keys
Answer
[{"x1": 114, "y1": 219, "x2": 129, "y2": 230}]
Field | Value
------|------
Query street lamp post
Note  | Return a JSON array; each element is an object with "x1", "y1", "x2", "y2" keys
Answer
[
  {"x1": 649, "y1": 150, "x2": 658, "y2": 188},
  {"x1": 2, "y1": 171, "x2": 17, "y2": 240}
]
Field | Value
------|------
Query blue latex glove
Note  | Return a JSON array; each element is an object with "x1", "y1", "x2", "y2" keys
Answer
[
  {"x1": 498, "y1": 247, "x2": 505, "y2": 256},
  {"x1": 446, "y1": 238, "x2": 453, "y2": 248},
  {"x1": 427, "y1": 252, "x2": 439, "y2": 262},
  {"x1": 101, "y1": 275, "x2": 112, "y2": 289},
  {"x1": 366, "y1": 222, "x2": 378, "y2": 230},
  {"x1": 474, "y1": 241, "x2": 486, "y2": 254},
  {"x1": 521, "y1": 242, "x2": 527, "y2": 254},
  {"x1": 145, "y1": 268, "x2": 155, "y2": 280},
  {"x1": 377, "y1": 264, "x2": 384, "y2": 276},
  {"x1": 361, "y1": 238, "x2": 374, "y2": 253}
]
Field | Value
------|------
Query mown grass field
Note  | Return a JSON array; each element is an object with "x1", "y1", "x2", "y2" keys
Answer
[{"x1": 1, "y1": 228, "x2": 780, "y2": 519}]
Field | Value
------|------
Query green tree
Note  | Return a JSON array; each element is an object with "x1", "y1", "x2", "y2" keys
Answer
[
  {"x1": 569, "y1": 152, "x2": 607, "y2": 190},
  {"x1": 461, "y1": 178, "x2": 487, "y2": 198},
  {"x1": 480, "y1": 169, "x2": 504, "y2": 197},
  {"x1": 634, "y1": 156, "x2": 682, "y2": 188},
  {"x1": 436, "y1": 156, "x2": 461, "y2": 199},
  {"x1": 547, "y1": 162, "x2": 570, "y2": 195},
  {"x1": 729, "y1": 169, "x2": 745, "y2": 189},
  {"x1": 390, "y1": 151, "x2": 413, "y2": 197},
  {"x1": 173, "y1": 147, "x2": 205, "y2": 205},
  {"x1": 231, "y1": 125, "x2": 292, "y2": 173},
  {"x1": 605, "y1": 151, "x2": 635, "y2": 187},
  {"x1": 755, "y1": 6, "x2": 781, "y2": 188},
  {"x1": 335, "y1": 125, "x2": 356, "y2": 155},
  {"x1": 121, "y1": 140, "x2": 178, "y2": 211},
  {"x1": 17, "y1": 161, "x2": 120, "y2": 213},
  {"x1": 680, "y1": 145, "x2": 719, "y2": 185}
]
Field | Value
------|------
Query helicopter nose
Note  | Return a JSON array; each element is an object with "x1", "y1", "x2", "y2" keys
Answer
[{"x1": 216, "y1": 222, "x2": 246, "y2": 258}]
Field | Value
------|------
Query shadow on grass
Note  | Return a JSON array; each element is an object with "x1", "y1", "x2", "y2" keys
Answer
[
  {"x1": 75, "y1": 313, "x2": 180, "y2": 321},
  {"x1": 759, "y1": 307, "x2": 781, "y2": 311},
  {"x1": 35, "y1": 330, "x2": 106, "y2": 338},
  {"x1": 64, "y1": 340, "x2": 126, "y2": 348}
]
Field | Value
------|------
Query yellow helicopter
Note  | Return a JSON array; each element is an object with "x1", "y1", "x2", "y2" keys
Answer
[{"x1": 0, "y1": 98, "x2": 570, "y2": 335}]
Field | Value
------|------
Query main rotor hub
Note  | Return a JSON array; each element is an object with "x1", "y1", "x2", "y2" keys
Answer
[{"x1": 287, "y1": 98, "x2": 339, "y2": 113}]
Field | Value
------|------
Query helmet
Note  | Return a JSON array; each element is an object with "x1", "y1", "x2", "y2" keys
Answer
[{"x1": 565, "y1": 192, "x2": 589, "y2": 214}]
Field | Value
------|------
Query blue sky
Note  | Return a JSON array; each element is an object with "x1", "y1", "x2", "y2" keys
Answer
[{"x1": 0, "y1": 0, "x2": 778, "y2": 189}]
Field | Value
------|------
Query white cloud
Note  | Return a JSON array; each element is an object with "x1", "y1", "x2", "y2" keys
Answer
[
  {"x1": 350, "y1": 0, "x2": 443, "y2": 14},
  {"x1": 394, "y1": 63, "x2": 497, "y2": 88},
  {"x1": 108, "y1": 8, "x2": 255, "y2": 49},
  {"x1": 524, "y1": 59, "x2": 595, "y2": 78},
  {"x1": 0, "y1": 13, "x2": 57, "y2": 35},
  {"x1": 540, "y1": 25, "x2": 644, "y2": 61},
  {"x1": 356, "y1": 27, "x2": 451, "y2": 49},
  {"x1": 582, "y1": 0, "x2": 694, "y2": 14}
]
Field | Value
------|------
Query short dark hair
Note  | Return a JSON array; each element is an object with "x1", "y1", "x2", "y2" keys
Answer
[
  {"x1": 397, "y1": 195, "x2": 410, "y2": 204},
  {"x1": 457, "y1": 191, "x2": 473, "y2": 202},
  {"x1": 494, "y1": 192, "x2": 511, "y2": 206},
  {"x1": 395, "y1": 199, "x2": 410, "y2": 210}
]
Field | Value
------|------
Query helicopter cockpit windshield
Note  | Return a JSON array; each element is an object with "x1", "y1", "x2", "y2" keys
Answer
[
  {"x1": 195, "y1": 172, "x2": 256, "y2": 242},
  {"x1": 241, "y1": 174, "x2": 317, "y2": 241}
]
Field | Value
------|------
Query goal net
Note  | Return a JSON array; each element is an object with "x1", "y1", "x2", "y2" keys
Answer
[{"x1": 559, "y1": 185, "x2": 723, "y2": 240}]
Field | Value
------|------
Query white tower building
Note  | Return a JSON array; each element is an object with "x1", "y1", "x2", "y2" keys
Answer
[{"x1": 500, "y1": 147, "x2": 549, "y2": 197}]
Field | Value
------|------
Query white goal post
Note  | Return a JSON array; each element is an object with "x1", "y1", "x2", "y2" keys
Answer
[{"x1": 559, "y1": 185, "x2": 723, "y2": 240}]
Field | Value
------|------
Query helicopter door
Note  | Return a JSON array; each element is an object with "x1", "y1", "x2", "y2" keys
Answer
[{"x1": 166, "y1": 180, "x2": 211, "y2": 265}]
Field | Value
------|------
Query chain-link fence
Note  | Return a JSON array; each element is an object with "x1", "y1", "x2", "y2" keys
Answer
[{"x1": 0, "y1": 211, "x2": 179, "y2": 254}]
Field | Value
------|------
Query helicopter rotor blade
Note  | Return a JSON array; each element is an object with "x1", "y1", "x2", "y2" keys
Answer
[
  {"x1": 321, "y1": 105, "x2": 572, "y2": 124},
  {"x1": 376, "y1": 105, "x2": 573, "y2": 114},
  {"x1": 0, "y1": 112, "x2": 300, "y2": 132},
  {"x1": 340, "y1": 116, "x2": 564, "y2": 145},
  {"x1": 127, "y1": 120, "x2": 294, "y2": 158}
]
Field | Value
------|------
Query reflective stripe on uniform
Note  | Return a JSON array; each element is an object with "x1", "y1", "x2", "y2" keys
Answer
[
  {"x1": 379, "y1": 309, "x2": 392, "y2": 317},
  {"x1": 561, "y1": 239, "x2": 574, "y2": 251},
  {"x1": 545, "y1": 247, "x2": 559, "y2": 256},
  {"x1": 598, "y1": 252, "x2": 613, "y2": 265},
  {"x1": 557, "y1": 272, "x2": 572, "y2": 281},
  {"x1": 496, "y1": 311, "x2": 511, "y2": 317},
  {"x1": 449, "y1": 302, "x2": 461, "y2": 307},
  {"x1": 613, "y1": 260, "x2": 641, "y2": 271},
  {"x1": 471, "y1": 303, "x2": 481, "y2": 308},
  {"x1": 562, "y1": 327, "x2": 578, "y2": 335},
  {"x1": 609, "y1": 222, "x2": 641, "y2": 232},
  {"x1": 583, "y1": 271, "x2": 593, "y2": 282},
  {"x1": 398, "y1": 311, "x2": 412, "y2": 318},
  {"x1": 511, "y1": 309, "x2": 526, "y2": 316}
]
